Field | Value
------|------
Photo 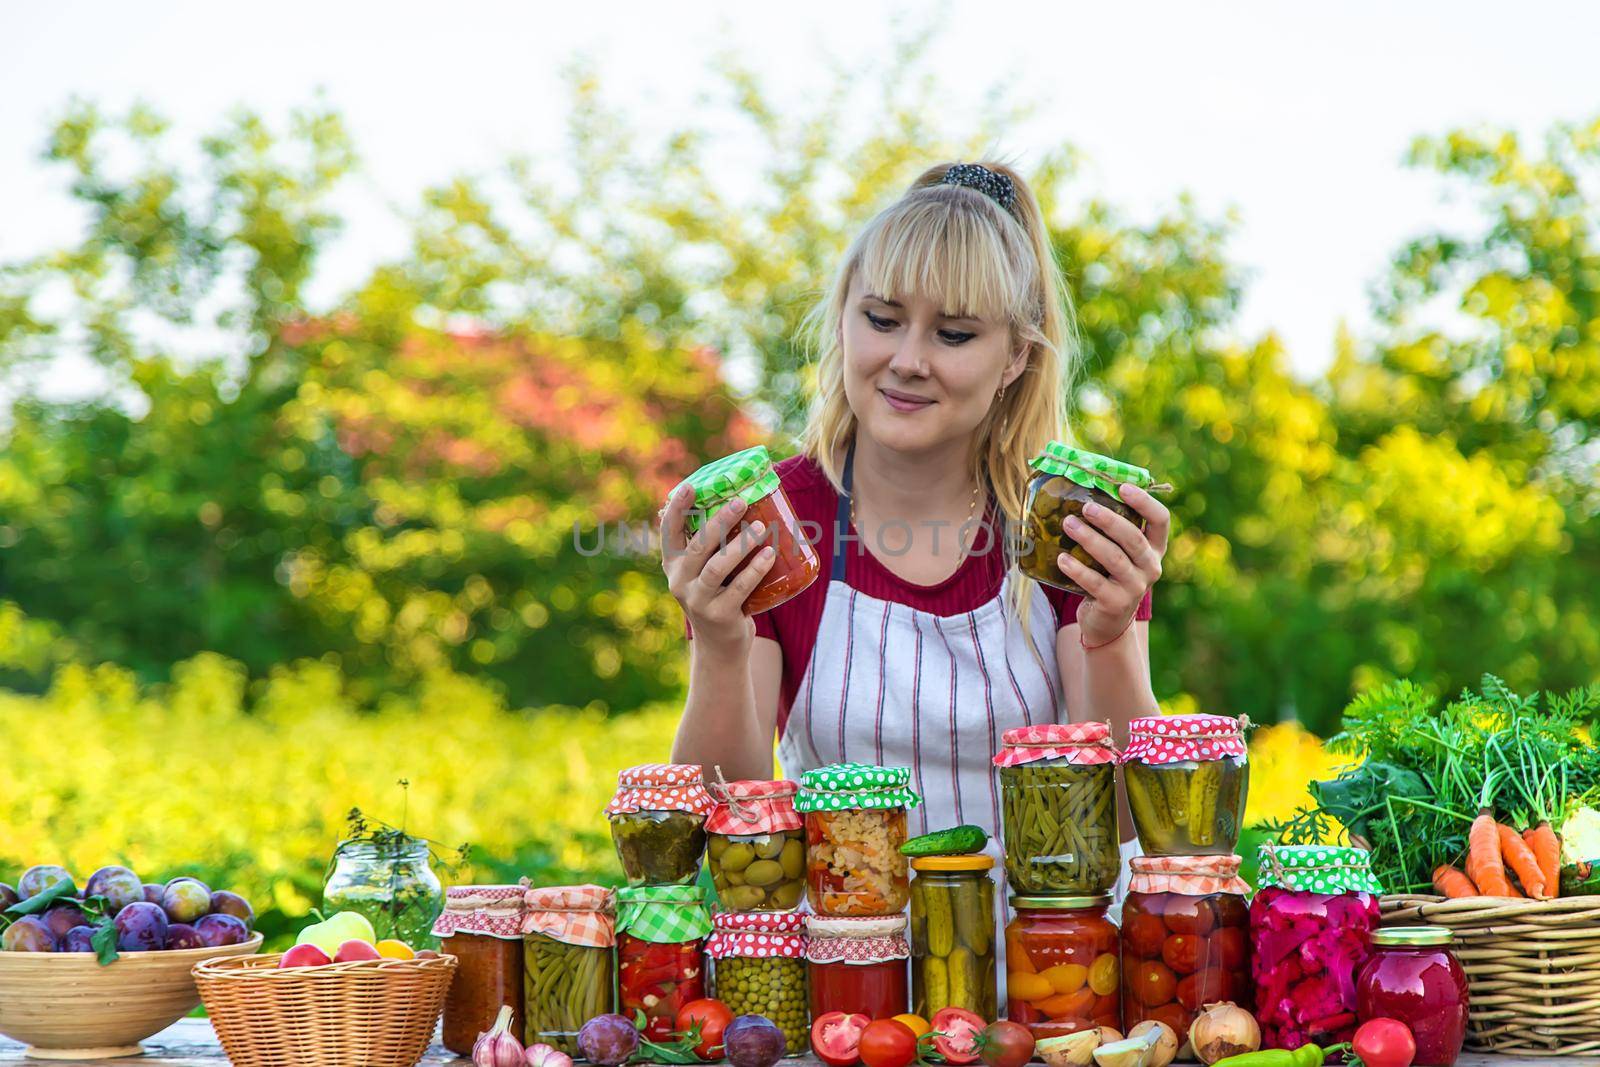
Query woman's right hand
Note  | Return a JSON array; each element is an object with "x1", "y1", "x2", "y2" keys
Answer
[{"x1": 660, "y1": 484, "x2": 777, "y2": 652}]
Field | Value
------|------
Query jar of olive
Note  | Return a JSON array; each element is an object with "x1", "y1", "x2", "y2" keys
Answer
[
  {"x1": 707, "y1": 779, "x2": 807, "y2": 912},
  {"x1": 708, "y1": 911, "x2": 809, "y2": 1056},
  {"x1": 605, "y1": 763, "x2": 714, "y2": 886},
  {"x1": 1018, "y1": 442, "x2": 1170, "y2": 595}
]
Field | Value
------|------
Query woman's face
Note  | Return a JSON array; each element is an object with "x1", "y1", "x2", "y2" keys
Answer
[{"x1": 841, "y1": 271, "x2": 1021, "y2": 457}]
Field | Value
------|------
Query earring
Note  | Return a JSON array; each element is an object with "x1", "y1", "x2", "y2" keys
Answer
[{"x1": 996, "y1": 381, "x2": 1007, "y2": 403}]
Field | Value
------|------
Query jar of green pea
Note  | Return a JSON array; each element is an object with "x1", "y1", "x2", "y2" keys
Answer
[{"x1": 707, "y1": 911, "x2": 808, "y2": 1056}]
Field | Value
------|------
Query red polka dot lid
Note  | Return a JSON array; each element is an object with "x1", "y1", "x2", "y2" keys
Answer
[
  {"x1": 705, "y1": 909, "x2": 807, "y2": 959},
  {"x1": 605, "y1": 763, "x2": 715, "y2": 817},
  {"x1": 993, "y1": 721, "x2": 1119, "y2": 767},
  {"x1": 1122, "y1": 714, "x2": 1248, "y2": 765}
]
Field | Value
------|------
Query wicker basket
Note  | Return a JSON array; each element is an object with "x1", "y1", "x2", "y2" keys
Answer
[
  {"x1": 1381, "y1": 894, "x2": 1600, "y2": 1056},
  {"x1": 193, "y1": 952, "x2": 457, "y2": 1067}
]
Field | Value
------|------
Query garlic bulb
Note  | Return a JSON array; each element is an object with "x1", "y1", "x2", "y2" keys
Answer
[
  {"x1": 525, "y1": 1043, "x2": 575, "y2": 1067},
  {"x1": 474, "y1": 1005, "x2": 526, "y2": 1067},
  {"x1": 1127, "y1": 1022, "x2": 1178, "y2": 1067},
  {"x1": 1189, "y1": 1002, "x2": 1261, "y2": 1065},
  {"x1": 1035, "y1": 1029, "x2": 1102, "y2": 1067}
]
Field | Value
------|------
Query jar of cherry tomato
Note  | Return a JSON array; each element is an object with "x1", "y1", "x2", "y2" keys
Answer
[
  {"x1": 1004, "y1": 895, "x2": 1120, "y2": 1040},
  {"x1": 606, "y1": 763, "x2": 714, "y2": 887},
  {"x1": 675, "y1": 446, "x2": 821, "y2": 614},
  {"x1": 806, "y1": 914, "x2": 910, "y2": 1021},
  {"x1": 615, "y1": 884, "x2": 713, "y2": 1042},
  {"x1": 521, "y1": 884, "x2": 616, "y2": 1056},
  {"x1": 1122, "y1": 855, "x2": 1252, "y2": 1048},
  {"x1": 1122, "y1": 714, "x2": 1250, "y2": 856},
  {"x1": 431, "y1": 885, "x2": 528, "y2": 1057},
  {"x1": 708, "y1": 911, "x2": 810, "y2": 1055},
  {"x1": 795, "y1": 763, "x2": 922, "y2": 916},
  {"x1": 1357, "y1": 926, "x2": 1468, "y2": 1067},
  {"x1": 1251, "y1": 844, "x2": 1383, "y2": 1052}
]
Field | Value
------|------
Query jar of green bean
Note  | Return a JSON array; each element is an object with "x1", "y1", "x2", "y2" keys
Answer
[
  {"x1": 708, "y1": 911, "x2": 809, "y2": 1055},
  {"x1": 522, "y1": 884, "x2": 616, "y2": 1056},
  {"x1": 993, "y1": 722, "x2": 1121, "y2": 895}
]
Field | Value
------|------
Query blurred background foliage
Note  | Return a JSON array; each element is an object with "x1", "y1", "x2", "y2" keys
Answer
[{"x1": 1, "y1": 38, "x2": 1597, "y2": 911}]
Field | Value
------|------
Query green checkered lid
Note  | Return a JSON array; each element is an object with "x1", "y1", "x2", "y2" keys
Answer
[
  {"x1": 614, "y1": 884, "x2": 714, "y2": 943},
  {"x1": 1256, "y1": 843, "x2": 1385, "y2": 895},
  {"x1": 1030, "y1": 441, "x2": 1168, "y2": 501},
  {"x1": 675, "y1": 446, "x2": 781, "y2": 532},
  {"x1": 794, "y1": 763, "x2": 923, "y2": 812}
]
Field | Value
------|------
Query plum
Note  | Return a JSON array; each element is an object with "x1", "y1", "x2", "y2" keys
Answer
[
  {"x1": 2, "y1": 915, "x2": 59, "y2": 951},
  {"x1": 86, "y1": 866, "x2": 145, "y2": 913},
  {"x1": 723, "y1": 1015, "x2": 786, "y2": 1067},
  {"x1": 0, "y1": 883, "x2": 18, "y2": 911},
  {"x1": 577, "y1": 1015, "x2": 640, "y2": 1066},
  {"x1": 17, "y1": 865, "x2": 75, "y2": 901},
  {"x1": 209, "y1": 890, "x2": 255, "y2": 928},
  {"x1": 63, "y1": 926, "x2": 97, "y2": 953},
  {"x1": 141, "y1": 883, "x2": 166, "y2": 904},
  {"x1": 42, "y1": 902, "x2": 89, "y2": 940},
  {"x1": 195, "y1": 913, "x2": 249, "y2": 947},
  {"x1": 115, "y1": 901, "x2": 169, "y2": 951},
  {"x1": 161, "y1": 879, "x2": 211, "y2": 924},
  {"x1": 166, "y1": 922, "x2": 206, "y2": 950}
]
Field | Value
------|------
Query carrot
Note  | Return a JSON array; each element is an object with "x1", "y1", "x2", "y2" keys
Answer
[
  {"x1": 1466, "y1": 809, "x2": 1515, "y2": 896},
  {"x1": 1524, "y1": 822, "x2": 1561, "y2": 897},
  {"x1": 1432, "y1": 864, "x2": 1479, "y2": 898},
  {"x1": 1498, "y1": 822, "x2": 1549, "y2": 898}
]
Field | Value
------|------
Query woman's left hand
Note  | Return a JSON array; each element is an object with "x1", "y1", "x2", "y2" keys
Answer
[{"x1": 1058, "y1": 483, "x2": 1171, "y2": 646}]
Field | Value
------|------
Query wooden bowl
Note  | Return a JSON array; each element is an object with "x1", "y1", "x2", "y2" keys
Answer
[{"x1": 0, "y1": 934, "x2": 263, "y2": 1059}]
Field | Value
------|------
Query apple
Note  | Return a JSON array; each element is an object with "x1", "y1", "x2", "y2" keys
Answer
[
  {"x1": 279, "y1": 943, "x2": 333, "y2": 968},
  {"x1": 294, "y1": 911, "x2": 377, "y2": 957},
  {"x1": 335, "y1": 939, "x2": 382, "y2": 963}
]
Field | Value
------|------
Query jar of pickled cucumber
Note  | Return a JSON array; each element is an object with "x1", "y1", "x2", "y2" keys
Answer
[
  {"x1": 1018, "y1": 442, "x2": 1170, "y2": 595},
  {"x1": 993, "y1": 722, "x2": 1121, "y2": 895},
  {"x1": 806, "y1": 915, "x2": 910, "y2": 1021},
  {"x1": 521, "y1": 884, "x2": 616, "y2": 1056},
  {"x1": 708, "y1": 911, "x2": 809, "y2": 1056},
  {"x1": 432, "y1": 885, "x2": 528, "y2": 1057},
  {"x1": 795, "y1": 763, "x2": 922, "y2": 916},
  {"x1": 606, "y1": 763, "x2": 714, "y2": 886},
  {"x1": 1122, "y1": 715, "x2": 1250, "y2": 856},
  {"x1": 707, "y1": 779, "x2": 807, "y2": 912},
  {"x1": 909, "y1": 856, "x2": 997, "y2": 1020}
]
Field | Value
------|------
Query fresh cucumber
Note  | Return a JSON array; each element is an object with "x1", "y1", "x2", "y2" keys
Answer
[{"x1": 900, "y1": 824, "x2": 989, "y2": 857}]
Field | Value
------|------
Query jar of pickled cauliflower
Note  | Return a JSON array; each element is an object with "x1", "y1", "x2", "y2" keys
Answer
[
  {"x1": 1017, "y1": 442, "x2": 1170, "y2": 595},
  {"x1": 795, "y1": 763, "x2": 922, "y2": 916},
  {"x1": 706, "y1": 778, "x2": 807, "y2": 912}
]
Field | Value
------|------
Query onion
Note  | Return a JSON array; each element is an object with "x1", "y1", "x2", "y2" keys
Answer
[{"x1": 1189, "y1": 1003, "x2": 1261, "y2": 1065}]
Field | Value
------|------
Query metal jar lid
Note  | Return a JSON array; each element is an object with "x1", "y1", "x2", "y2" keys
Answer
[{"x1": 1372, "y1": 925, "x2": 1453, "y2": 947}]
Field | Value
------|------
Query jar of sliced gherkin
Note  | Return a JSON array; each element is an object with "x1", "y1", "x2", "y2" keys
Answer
[
  {"x1": 1123, "y1": 714, "x2": 1250, "y2": 856},
  {"x1": 1018, "y1": 442, "x2": 1170, "y2": 595},
  {"x1": 707, "y1": 778, "x2": 807, "y2": 912},
  {"x1": 993, "y1": 722, "x2": 1121, "y2": 894},
  {"x1": 606, "y1": 763, "x2": 714, "y2": 886},
  {"x1": 708, "y1": 910, "x2": 809, "y2": 1056},
  {"x1": 521, "y1": 884, "x2": 616, "y2": 1056}
]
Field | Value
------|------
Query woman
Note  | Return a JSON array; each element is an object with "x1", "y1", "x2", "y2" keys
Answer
[{"x1": 662, "y1": 160, "x2": 1169, "y2": 864}]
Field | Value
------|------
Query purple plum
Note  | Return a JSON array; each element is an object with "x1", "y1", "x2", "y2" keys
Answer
[
  {"x1": 17, "y1": 865, "x2": 76, "y2": 901},
  {"x1": 165, "y1": 922, "x2": 206, "y2": 950},
  {"x1": 141, "y1": 883, "x2": 165, "y2": 904},
  {"x1": 63, "y1": 926, "x2": 96, "y2": 952},
  {"x1": 208, "y1": 890, "x2": 255, "y2": 929},
  {"x1": 85, "y1": 865, "x2": 145, "y2": 913},
  {"x1": 161, "y1": 880, "x2": 211, "y2": 924},
  {"x1": 0, "y1": 883, "x2": 17, "y2": 910},
  {"x1": 1, "y1": 915, "x2": 59, "y2": 951},
  {"x1": 42, "y1": 902, "x2": 89, "y2": 940},
  {"x1": 114, "y1": 901, "x2": 169, "y2": 951},
  {"x1": 194, "y1": 912, "x2": 249, "y2": 947}
]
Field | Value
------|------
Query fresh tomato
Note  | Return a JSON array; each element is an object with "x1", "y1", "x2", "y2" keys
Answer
[
  {"x1": 891, "y1": 1015, "x2": 930, "y2": 1039},
  {"x1": 676, "y1": 998, "x2": 734, "y2": 1060},
  {"x1": 929, "y1": 1008, "x2": 986, "y2": 1066},
  {"x1": 812, "y1": 1011, "x2": 871, "y2": 1067},
  {"x1": 858, "y1": 1019, "x2": 918, "y2": 1067},
  {"x1": 977, "y1": 1021, "x2": 1035, "y2": 1067},
  {"x1": 1352, "y1": 1018, "x2": 1416, "y2": 1067}
]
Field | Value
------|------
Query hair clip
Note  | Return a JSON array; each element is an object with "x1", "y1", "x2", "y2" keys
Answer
[{"x1": 940, "y1": 163, "x2": 1018, "y2": 218}]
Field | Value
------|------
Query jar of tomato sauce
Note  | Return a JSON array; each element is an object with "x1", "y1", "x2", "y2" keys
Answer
[
  {"x1": 1122, "y1": 855, "x2": 1252, "y2": 1048},
  {"x1": 432, "y1": 885, "x2": 528, "y2": 1057},
  {"x1": 615, "y1": 884, "x2": 713, "y2": 1042},
  {"x1": 1357, "y1": 927, "x2": 1468, "y2": 1066},
  {"x1": 675, "y1": 445, "x2": 821, "y2": 614},
  {"x1": 806, "y1": 914, "x2": 910, "y2": 1021},
  {"x1": 1004, "y1": 895, "x2": 1120, "y2": 1040},
  {"x1": 796, "y1": 763, "x2": 921, "y2": 916}
]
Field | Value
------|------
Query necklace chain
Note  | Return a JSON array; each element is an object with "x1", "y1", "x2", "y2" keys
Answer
[{"x1": 849, "y1": 480, "x2": 983, "y2": 531}]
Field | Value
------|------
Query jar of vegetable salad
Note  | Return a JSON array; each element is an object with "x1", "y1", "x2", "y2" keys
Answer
[
  {"x1": 706, "y1": 778, "x2": 807, "y2": 912},
  {"x1": 1251, "y1": 844, "x2": 1383, "y2": 1052},
  {"x1": 1017, "y1": 442, "x2": 1170, "y2": 595},
  {"x1": 795, "y1": 763, "x2": 922, "y2": 916},
  {"x1": 675, "y1": 446, "x2": 821, "y2": 615},
  {"x1": 993, "y1": 722, "x2": 1120, "y2": 895},
  {"x1": 1122, "y1": 714, "x2": 1249, "y2": 856},
  {"x1": 615, "y1": 884, "x2": 713, "y2": 1042},
  {"x1": 708, "y1": 911, "x2": 809, "y2": 1056},
  {"x1": 909, "y1": 855, "x2": 998, "y2": 1019},
  {"x1": 521, "y1": 884, "x2": 615, "y2": 1056},
  {"x1": 606, "y1": 763, "x2": 714, "y2": 886},
  {"x1": 432, "y1": 885, "x2": 528, "y2": 1057},
  {"x1": 806, "y1": 915, "x2": 911, "y2": 1021}
]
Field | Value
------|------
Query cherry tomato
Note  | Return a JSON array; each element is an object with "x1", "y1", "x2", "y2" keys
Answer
[
  {"x1": 1124, "y1": 912, "x2": 1167, "y2": 958},
  {"x1": 1131, "y1": 960, "x2": 1177, "y2": 1007},
  {"x1": 812, "y1": 1011, "x2": 871, "y2": 1067},
  {"x1": 676, "y1": 998, "x2": 733, "y2": 1060},
  {"x1": 858, "y1": 1019, "x2": 918, "y2": 1067},
  {"x1": 1159, "y1": 896, "x2": 1217, "y2": 936},
  {"x1": 1213, "y1": 926, "x2": 1247, "y2": 970},
  {"x1": 891, "y1": 1015, "x2": 930, "y2": 1039},
  {"x1": 930, "y1": 1008, "x2": 986, "y2": 1066},
  {"x1": 1352, "y1": 1018, "x2": 1417, "y2": 1067},
  {"x1": 1176, "y1": 968, "x2": 1234, "y2": 1012},
  {"x1": 1160, "y1": 934, "x2": 1199, "y2": 976},
  {"x1": 1133, "y1": 1003, "x2": 1192, "y2": 1044},
  {"x1": 978, "y1": 1021, "x2": 1036, "y2": 1067}
]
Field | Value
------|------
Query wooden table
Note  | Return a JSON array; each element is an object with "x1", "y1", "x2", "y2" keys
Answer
[{"x1": 1, "y1": 1020, "x2": 1591, "y2": 1067}]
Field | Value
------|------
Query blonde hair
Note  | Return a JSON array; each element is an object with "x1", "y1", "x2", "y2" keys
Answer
[{"x1": 799, "y1": 160, "x2": 1079, "y2": 650}]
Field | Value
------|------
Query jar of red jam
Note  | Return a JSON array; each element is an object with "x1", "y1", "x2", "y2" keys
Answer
[
  {"x1": 1004, "y1": 895, "x2": 1120, "y2": 1041},
  {"x1": 431, "y1": 885, "x2": 528, "y2": 1057},
  {"x1": 806, "y1": 914, "x2": 910, "y2": 1020},
  {"x1": 675, "y1": 446, "x2": 821, "y2": 614},
  {"x1": 1357, "y1": 926, "x2": 1468, "y2": 1067},
  {"x1": 615, "y1": 884, "x2": 712, "y2": 1041}
]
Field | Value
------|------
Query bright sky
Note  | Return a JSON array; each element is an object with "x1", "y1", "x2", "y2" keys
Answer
[{"x1": 4, "y1": 0, "x2": 1597, "y2": 393}]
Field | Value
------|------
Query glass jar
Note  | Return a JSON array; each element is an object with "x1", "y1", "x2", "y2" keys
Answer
[
  {"x1": 909, "y1": 856, "x2": 997, "y2": 1019},
  {"x1": 1121, "y1": 856, "x2": 1253, "y2": 1047},
  {"x1": 322, "y1": 837, "x2": 445, "y2": 950},
  {"x1": 993, "y1": 722, "x2": 1121, "y2": 894},
  {"x1": 707, "y1": 779, "x2": 807, "y2": 912},
  {"x1": 709, "y1": 911, "x2": 809, "y2": 1055},
  {"x1": 1004, "y1": 896, "x2": 1120, "y2": 1041},
  {"x1": 522, "y1": 884, "x2": 616, "y2": 1056},
  {"x1": 615, "y1": 884, "x2": 712, "y2": 1043},
  {"x1": 431, "y1": 886, "x2": 526, "y2": 1057},
  {"x1": 1251, "y1": 844, "x2": 1384, "y2": 1052},
  {"x1": 795, "y1": 763, "x2": 922, "y2": 917},
  {"x1": 1357, "y1": 927, "x2": 1468, "y2": 1067},
  {"x1": 1017, "y1": 442, "x2": 1167, "y2": 594},
  {"x1": 675, "y1": 445, "x2": 821, "y2": 614},
  {"x1": 806, "y1": 915, "x2": 910, "y2": 1021},
  {"x1": 1122, "y1": 715, "x2": 1249, "y2": 856},
  {"x1": 606, "y1": 763, "x2": 713, "y2": 886}
]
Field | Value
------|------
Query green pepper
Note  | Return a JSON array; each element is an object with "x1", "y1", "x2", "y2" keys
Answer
[{"x1": 1212, "y1": 1044, "x2": 1347, "y2": 1067}]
